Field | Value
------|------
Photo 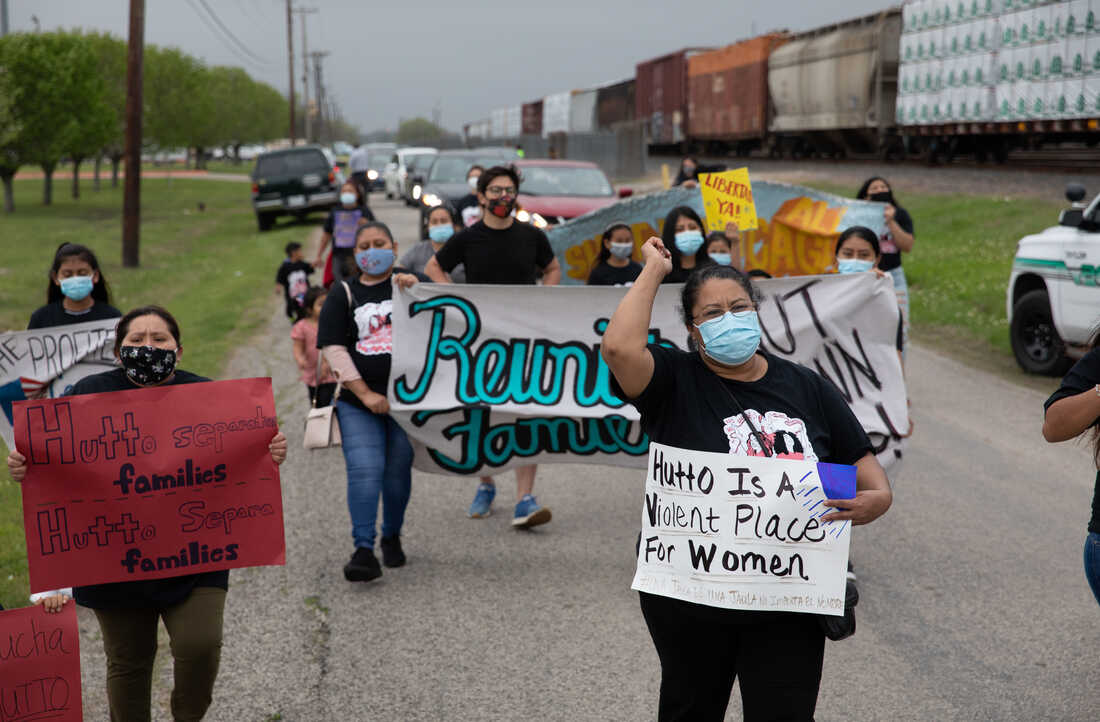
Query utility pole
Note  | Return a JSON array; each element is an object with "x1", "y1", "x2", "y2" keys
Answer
[
  {"x1": 285, "y1": 0, "x2": 296, "y2": 144},
  {"x1": 294, "y1": 7, "x2": 317, "y2": 142},
  {"x1": 122, "y1": 0, "x2": 144, "y2": 268},
  {"x1": 310, "y1": 51, "x2": 330, "y2": 143},
  {"x1": 1, "y1": 0, "x2": 9, "y2": 36}
]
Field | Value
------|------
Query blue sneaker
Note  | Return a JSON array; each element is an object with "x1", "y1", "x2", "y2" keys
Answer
[
  {"x1": 512, "y1": 494, "x2": 552, "y2": 528},
  {"x1": 468, "y1": 483, "x2": 496, "y2": 518}
]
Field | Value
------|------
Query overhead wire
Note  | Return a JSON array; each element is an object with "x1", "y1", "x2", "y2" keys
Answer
[{"x1": 191, "y1": 0, "x2": 275, "y2": 66}]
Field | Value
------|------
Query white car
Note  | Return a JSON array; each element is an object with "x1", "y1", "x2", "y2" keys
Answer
[
  {"x1": 1007, "y1": 183, "x2": 1099, "y2": 375},
  {"x1": 383, "y1": 147, "x2": 437, "y2": 200}
]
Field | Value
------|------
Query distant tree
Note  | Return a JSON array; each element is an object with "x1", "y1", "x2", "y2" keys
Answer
[
  {"x1": 61, "y1": 33, "x2": 115, "y2": 199},
  {"x1": 396, "y1": 117, "x2": 445, "y2": 145},
  {"x1": 144, "y1": 46, "x2": 205, "y2": 162},
  {"x1": 86, "y1": 32, "x2": 126, "y2": 189}
]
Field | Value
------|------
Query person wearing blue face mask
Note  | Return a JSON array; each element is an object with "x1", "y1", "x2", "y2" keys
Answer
[
  {"x1": 317, "y1": 221, "x2": 428, "y2": 583},
  {"x1": 601, "y1": 239, "x2": 893, "y2": 722},
  {"x1": 835, "y1": 226, "x2": 905, "y2": 363},
  {"x1": 399, "y1": 204, "x2": 466, "y2": 283},
  {"x1": 705, "y1": 230, "x2": 738, "y2": 267},
  {"x1": 661, "y1": 206, "x2": 715, "y2": 284},
  {"x1": 315, "y1": 181, "x2": 376, "y2": 286},
  {"x1": 28, "y1": 243, "x2": 121, "y2": 329},
  {"x1": 587, "y1": 223, "x2": 642, "y2": 286}
]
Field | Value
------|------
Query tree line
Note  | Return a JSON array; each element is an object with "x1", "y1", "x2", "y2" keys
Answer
[{"x1": 0, "y1": 31, "x2": 289, "y2": 213}]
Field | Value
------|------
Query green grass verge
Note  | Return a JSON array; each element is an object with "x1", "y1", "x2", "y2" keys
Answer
[{"x1": 0, "y1": 177, "x2": 317, "y2": 608}]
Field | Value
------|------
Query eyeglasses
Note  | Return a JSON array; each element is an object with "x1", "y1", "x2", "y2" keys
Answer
[
  {"x1": 693, "y1": 302, "x2": 755, "y2": 323},
  {"x1": 485, "y1": 185, "x2": 517, "y2": 198}
]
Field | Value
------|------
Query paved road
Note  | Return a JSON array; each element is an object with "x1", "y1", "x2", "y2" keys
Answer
[{"x1": 77, "y1": 197, "x2": 1099, "y2": 721}]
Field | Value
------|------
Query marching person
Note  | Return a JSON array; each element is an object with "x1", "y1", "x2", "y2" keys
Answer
[
  {"x1": 1043, "y1": 341, "x2": 1100, "y2": 606},
  {"x1": 292, "y1": 286, "x2": 338, "y2": 408},
  {"x1": 586, "y1": 223, "x2": 642, "y2": 286},
  {"x1": 314, "y1": 181, "x2": 376, "y2": 286},
  {"x1": 28, "y1": 243, "x2": 121, "y2": 329},
  {"x1": 856, "y1": 176, "x2": 914, "y2": 356},
  {"x1": 424, "y1": 164, "x2": 561, "y2": 528},
  {"x1": 275, "y1": 241, "x2": 315, "y2": 321},
  {"x1": 704, "y1": 229, "x2": 737, "y2": 267},
  {"x1": 600, "y1": 237, "x2": 892, "y2": 721},
  {"x1": 672, "y1": 157, "x2": 700, "y2": 188},
  {"x1": 398, "y1": 203, "x2": 466, "y2": 282},
  {"x1": 6, "y1": 305, "x2": 289, "y2": 722},
  {"x1": 661, "y1": 206, "x2": 713, "y2": 284},
  {"x1": 318, "y1": 222, "x2": 427, "y2": 582},
  {"x1": 454, "y1": 164, "x2": 485, "y2": 228}
]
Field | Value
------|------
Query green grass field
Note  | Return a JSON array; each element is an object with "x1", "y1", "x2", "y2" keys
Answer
[{"x1": 0, "y1": 177, "x2": 319, "y2": 608}]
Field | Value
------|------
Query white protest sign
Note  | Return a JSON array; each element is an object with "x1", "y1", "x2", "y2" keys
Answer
[
  {"x1": 632, "y1": 442, "x2": 855, "y2": 615},
  {"x1": 389, "y1": 273, "x2": 907, "y2": 475},
  {"x1": 0, "y1": 318, "x2": 118, "y2": 450}
]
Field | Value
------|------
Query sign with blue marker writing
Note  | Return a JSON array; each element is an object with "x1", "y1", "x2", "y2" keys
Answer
[{"x1": 632, "y1": 442, "x2": 854, "y2": 615}]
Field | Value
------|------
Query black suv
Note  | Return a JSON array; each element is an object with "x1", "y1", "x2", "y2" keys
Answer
[{"x1": 251, "y1": 146, "x2": 340, "y2": 231}]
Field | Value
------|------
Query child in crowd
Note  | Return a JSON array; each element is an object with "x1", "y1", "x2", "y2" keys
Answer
[
  {"x1": 275, "y1": 242, "x2": 314, "y2": 321},
  {"x1": 705, "y1": 230, "x2": 734, "y2": 266},
  {"x1": 291, "y1": 286, "x2": 338, "y2": 407},
  {"x1": 586, "y1": 223, "x2": 642, "y2": 286}
]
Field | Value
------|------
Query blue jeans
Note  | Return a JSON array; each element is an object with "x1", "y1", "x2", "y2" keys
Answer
[
  {"x1": 1085, "y1": 532, "x2": 1100, "y2": 606},
  {"x1": 336, "y1": 400, "x2": 414, "y2": 550}
]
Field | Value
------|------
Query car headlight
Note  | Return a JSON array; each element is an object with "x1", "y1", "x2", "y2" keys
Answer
[
  {"x1": 515, "y1": 209, "x2": 531, "y2": 222},
  {"x1": 529, "y1": 212, "x2": 549, "y2": 229},
  {"x1": 367, "y1": 169, "x2": 379, "y2": 180},
  {"x1": 422, "y1": 193, "x2": 442, "y2": 207},
  {"x1": 412, "y1": 185, "x2": 422, "y2": 200}
]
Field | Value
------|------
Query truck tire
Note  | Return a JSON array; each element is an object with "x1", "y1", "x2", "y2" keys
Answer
[
  {"x1": 256, "y1": 212, "x2": 276, "y2": 232},
  {"x1": 1010, "y1": 289, "x2": 1071, "y2": 375}
]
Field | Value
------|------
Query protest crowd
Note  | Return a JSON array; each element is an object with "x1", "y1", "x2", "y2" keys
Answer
[{"x1": 3, "y1": 159, "x2": 1098, "y2": 722}]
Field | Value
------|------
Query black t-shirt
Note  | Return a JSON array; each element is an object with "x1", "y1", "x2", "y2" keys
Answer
[
  {"x1": 275, "y1": 259, "x2": 314, "y2": 315},
  {"x1": 27, "y1": 301, "x2": 122, "y2": 330},
  {"x1": 316, "y1": 270, "x2": 427, "y2": 408},
  {"x1": 612, "y1": 345, "x2": 872, "y2": 622},
  {"x1": 323, "y1": 206, "x2": 375, "y2": 253},
  {"x1": 879, "y1": 205, "x2": 914, "y2": 272},
  {"x1": 587, "y1": 261, "x2": 642, "y2": 286},
  {"x1": 434, "y1": 220, "x2": 555, "y2": 285},
  {"x1": 66, "y1": 368, "x2": 230, "y2": 610},
  {"x1": 663, "y1": 256, "x2": 716, "y2": 285},
  {"x1": 1045, "y1": 348, "x2": 1100, "y2": 534}
]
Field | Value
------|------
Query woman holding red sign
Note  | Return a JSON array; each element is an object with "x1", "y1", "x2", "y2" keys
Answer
[
  {"x1": 600, "y1": 238, "x2": 892, "y2": 721},
  {"x1": 6, "y1": 305, "x2": 289, "y2": 722}
]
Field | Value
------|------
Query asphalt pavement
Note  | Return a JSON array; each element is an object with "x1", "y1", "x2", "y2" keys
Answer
[{"x1": 75, "y1": 196, "x2": 1100, "y2": 721}]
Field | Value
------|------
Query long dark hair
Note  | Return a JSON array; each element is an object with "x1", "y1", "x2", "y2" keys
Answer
[
  {"x1": 596, "y1": 223, "x2": 632, "y2": 264},
  {"x1": 835, "y1": 226, "x2": 882, "y2": 257},
  {"x1": 114, "y1": 305, "x2": 181, "y2": 356},
  {"x1": 47, "y1": 243, "x2": 111, "y2": 304},
  {"x1": 856, "y1": 176, "x2": 898, "y2": 205},
  {"x1": 663, "y1": 206, "x2": 711, "y2": 271}
]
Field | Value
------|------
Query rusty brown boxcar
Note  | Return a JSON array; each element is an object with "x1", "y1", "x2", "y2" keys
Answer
[
  {"x1": 636, "y1": 48, "x2": 714, "y2": 149},
  {"x1": 522, "y1": 100, "x2": 544, "y2": 137},
  {"x1": 595, "y1": 79, "x2": 635, "y2": 130}
]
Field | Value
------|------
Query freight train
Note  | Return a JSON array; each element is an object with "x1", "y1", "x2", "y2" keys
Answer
[{"x1": 464, "y1": 0, "x2": 1100, "y2": 164}]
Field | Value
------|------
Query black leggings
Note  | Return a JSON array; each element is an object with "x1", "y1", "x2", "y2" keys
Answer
[{"x1": 639, "y1": 592, "x2": 825, "y2": 722}]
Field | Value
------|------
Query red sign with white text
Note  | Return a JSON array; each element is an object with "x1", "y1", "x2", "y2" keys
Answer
[
  {"x1": 14, "y1": 377, "x2": 285, "y2": 593},
  {"x1": 0, "y1": 602, "x2": 83, "y2": 722}
]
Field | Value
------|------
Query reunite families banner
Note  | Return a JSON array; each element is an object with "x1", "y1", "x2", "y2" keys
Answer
[
  {"x1": 633, "y1": 443, "x2": 855, "y2": 614},
  {"x1": 0, "y1": 602, "x2": 83, "y2": 722},
  {"x1": 13, "y1": 378, "x2": 286, "y2": 593},
  {"x1": 546, "y1": 182, "x2": 890, "y2": 283},
  {"x1": 0, "y1": 318, "x2": 119, "y2": 451},
  {"x1": 388, "y1": 273, "x2": 908, "y2": 476}
]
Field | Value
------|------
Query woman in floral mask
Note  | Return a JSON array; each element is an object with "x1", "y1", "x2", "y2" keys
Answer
[{"x1": 6, "y1": 304, "x2": 289, "y2": 721}]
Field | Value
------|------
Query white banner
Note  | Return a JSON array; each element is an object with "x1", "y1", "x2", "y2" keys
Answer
[
  {"x1": 389, "y1": 273, "x2": 908, "y2": 475},
  {"x1": 632, "y1": 443, "x2": 853, "y2": 615},
  {"x1": 0, "y1": 318, "x2": 118, "y2": 449}
]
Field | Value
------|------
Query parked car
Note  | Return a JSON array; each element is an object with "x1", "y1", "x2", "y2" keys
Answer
[
  {"x1": 415, "y1": 148, "x2": 517, "y2": 236},
  {"x1": 321, "y1": 147, "x2": 346, "y2": 186},
  {"x1": 511, "y1": 159, "x2": 632, "y2": 228},
  {"x1": 383, "y1": 147, "x2": 437, "y2": 200},
  {"x1": 363, "y1": 142, "x2": 396, "y2": 191},
  {"x1": 250, "y1": 145, "x2": 340, "y2": 231},
  {"x1": 403, "y1": 152, "x2": 439, "y2": 206},
  {"x1": 1007, "y1": 183, "x2": 1099, "y2": 375}
]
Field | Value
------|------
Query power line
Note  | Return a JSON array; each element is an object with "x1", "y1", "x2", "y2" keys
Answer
[
  {"x1": 195, "y1": 0, "x2": 274, "y2": 65},
  {"x1": 185, "y1": 0, "x2": 267, "y2": 69}
]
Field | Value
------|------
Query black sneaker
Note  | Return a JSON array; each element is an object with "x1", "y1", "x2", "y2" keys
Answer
[
  {"x1": 380, "y1": 536, "x2": 406, "y2": 568},
  {"x1": 343, "y1": 547, "x2": 382, "y2": 582}
]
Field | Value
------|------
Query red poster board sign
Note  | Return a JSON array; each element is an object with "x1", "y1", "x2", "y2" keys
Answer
[
  {"x1": 13, "y1": 377, "x2": 285, "y2": 593},
  {"x1": 0, "y1": 602, "x2": 83, "y2": 722}
]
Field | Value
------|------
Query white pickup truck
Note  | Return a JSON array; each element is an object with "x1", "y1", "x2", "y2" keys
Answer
[{"x1": 1007, "y1": 184, "x2": 1099, "y2": 375}]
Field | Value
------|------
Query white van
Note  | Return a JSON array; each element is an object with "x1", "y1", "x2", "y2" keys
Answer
[{"x1": 383, "y1": 147, "x2": 437, "y2": 200}]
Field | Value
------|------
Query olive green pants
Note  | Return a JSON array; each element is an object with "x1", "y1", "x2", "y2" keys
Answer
[{"x1": 92, "y1": 587, "x2": 226, "y2": 722}]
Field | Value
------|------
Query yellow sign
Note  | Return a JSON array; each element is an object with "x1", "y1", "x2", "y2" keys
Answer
[{"x1": 697, "y1": 167, "x2": 758, "y2": 232}]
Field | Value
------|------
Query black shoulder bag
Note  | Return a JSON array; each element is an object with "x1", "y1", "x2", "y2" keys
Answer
[{"x1": 713, "y1": 378, "x2": 859, "y2": 641}]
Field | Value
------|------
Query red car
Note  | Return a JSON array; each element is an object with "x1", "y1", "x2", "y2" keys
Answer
[{"x1": 511, "y1": 159, "x2": 632, "y2": 228}]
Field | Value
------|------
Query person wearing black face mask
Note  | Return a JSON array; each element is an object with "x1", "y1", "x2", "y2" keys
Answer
[{"x1": 856, "y1": 176, "x2": 915, "y2": 358}]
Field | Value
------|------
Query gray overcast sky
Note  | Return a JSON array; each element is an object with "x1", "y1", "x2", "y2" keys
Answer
[{"x1": 10, "y1": 0, "x2": 892, "y2": 134}]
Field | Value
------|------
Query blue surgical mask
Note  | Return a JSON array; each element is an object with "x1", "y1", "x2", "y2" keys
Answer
[
  {"x1": 609, "y1": 242, "x2": 633, "y2": 259},
  {"x1": 340, "y1": 192, "x2": 358, "y2": 207},
  {"x1": 674, "y1": 230, "x2": 704, "y2": 256},
  {"x1": 837, "y1": 259, "x2": 874, "y2": 274},
  {"x1": 59, "y1": 275, "x2": 94, "y2": 301},
  {"x1": 709, "y1": 252, "x2": 732, "y2": 266},
  {"x1": 355, "y1": 247, "x2": 395, "y2": 275},
  {"x1": 695, "y1": 310, "x2": 761, "y2": 366},
  {"x1": 428, "y1": 225, "x2": 455, "y2": 243}
]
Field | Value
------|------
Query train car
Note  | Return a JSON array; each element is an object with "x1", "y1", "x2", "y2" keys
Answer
[
  {"x1": 596, "y1": 78, "x2": 635, "y2": 130},
  {"x1": 522, "y1": 100, "x2": 544, "y2": 137},
  {"x1": 636, "y1": 48, "x2": 715, "y2": 151},
  {"x1": 767, "y1": 8, "x2": 903, "y2": 158},
  {"x1": 686, "y1": 33, "x2": 789, "y2": 156},
  {"x1": 570, "y1": 88, "x2": 599, "y2": 134}
]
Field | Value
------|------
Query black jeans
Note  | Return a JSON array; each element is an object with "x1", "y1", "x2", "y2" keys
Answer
[
  {"x1": 308, "y1": 382, "x2": 337, "y2": 408},
  {"x1": 639, "y1": 592, "x2": 825, "y2": 722}
]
